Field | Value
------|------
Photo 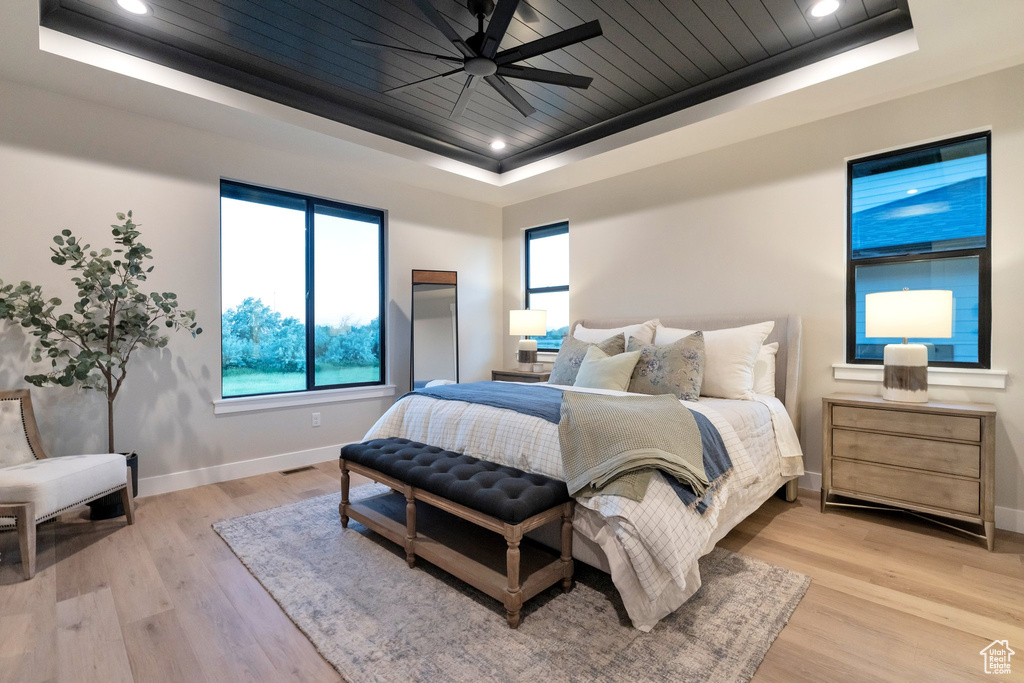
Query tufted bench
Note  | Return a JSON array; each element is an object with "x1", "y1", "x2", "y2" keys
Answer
[{"x1": 340, "y1": 437, "x2": 574, "y2": 628}]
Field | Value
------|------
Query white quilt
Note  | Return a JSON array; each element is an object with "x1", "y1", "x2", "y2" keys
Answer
[{"x1": 363, "y1": 383, "x2": 803, "y2": 630}]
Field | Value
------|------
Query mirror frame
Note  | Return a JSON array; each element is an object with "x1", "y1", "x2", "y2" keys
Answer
[{"x1": 410, "y1": 269, "x2": 459, "y2": 390}]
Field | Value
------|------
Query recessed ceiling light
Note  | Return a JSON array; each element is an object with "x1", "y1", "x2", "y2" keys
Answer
[
  {"x1": 808, "y1": 0, "x2": 840, "y2": 18},
  {"x1": 490, "y1": 139, "x2": 506, "y2": 151},
  {"x1": 116, "y1": 0, "x2": 150, "y2": 15}
]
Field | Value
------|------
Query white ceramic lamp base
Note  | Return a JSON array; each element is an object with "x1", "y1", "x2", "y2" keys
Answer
[{"x1": 882, "y1": 343, "x2": 929, "y2": 403}]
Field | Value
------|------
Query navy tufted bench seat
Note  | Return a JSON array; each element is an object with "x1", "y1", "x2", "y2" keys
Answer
[{"x1": 340, "y1": 437, "x2": 574, "y2": 628}]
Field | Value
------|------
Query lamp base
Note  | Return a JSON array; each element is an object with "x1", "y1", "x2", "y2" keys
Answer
[
  {"x1": 517, "y1": 339, "x2": 538, "y2": 371},
  {"x1": 517, "y1": 349, "x2": 537, "y2": 371},
  {"x1": 882, "y1": 343, "x2": 929, "y2": 402}
]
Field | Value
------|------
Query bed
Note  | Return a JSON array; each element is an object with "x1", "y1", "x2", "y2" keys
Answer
[{"x1": 364, "y1": 315, "x2": 804, "y2": 631}]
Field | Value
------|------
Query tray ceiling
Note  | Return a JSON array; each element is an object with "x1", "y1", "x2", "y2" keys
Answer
[{"x1": 40, "y1": 0, "x2": 913, "y2": 174}]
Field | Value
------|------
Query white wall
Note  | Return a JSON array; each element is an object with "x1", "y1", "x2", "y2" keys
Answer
[
  {"x1": 0, "y1": 78, "x2": 503, "y2": 490},
  {"x1": 502, "y1": 64, "x2": 1024, "y2": 527}
]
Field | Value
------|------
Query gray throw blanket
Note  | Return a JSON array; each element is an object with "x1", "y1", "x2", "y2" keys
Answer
[{"x1": 559, "y1": 392, "x2": 711, "y2": 504}]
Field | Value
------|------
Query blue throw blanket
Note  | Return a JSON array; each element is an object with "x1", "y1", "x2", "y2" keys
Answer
[{"x1": 407, "y1": 381, "x2": 731, "y2": 513}]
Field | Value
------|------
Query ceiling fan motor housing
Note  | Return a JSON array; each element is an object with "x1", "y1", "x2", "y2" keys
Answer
[
  {"x1": 464, "y1": 56, "x2": 498, "y2": 76},
  {"x1": 467, "y1": 0, "x2": 496, "y2": 18}
]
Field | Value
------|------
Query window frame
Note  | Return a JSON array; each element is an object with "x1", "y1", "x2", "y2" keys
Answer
[
  {"x1": 220, "y1": 179, "x2": 387, "y2": 399},
  {"x1": 524, "y1": 222, "x2": 569, "y2": 352},
  {"x1": 844, "y1": 131, "x2": 992, "y2": 369}
]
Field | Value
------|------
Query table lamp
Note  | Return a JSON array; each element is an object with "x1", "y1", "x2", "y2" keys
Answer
[
  {"x1": 509, "y1": 309, "x2": 547, "y2": 370},
  {"x1": 865, "y1": 288, "x2": 953, "y2": 403}
]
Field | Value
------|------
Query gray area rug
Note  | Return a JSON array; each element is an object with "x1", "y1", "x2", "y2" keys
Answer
[{"x1": 214, "y1": 484, "x2": 809, "y2": 683}]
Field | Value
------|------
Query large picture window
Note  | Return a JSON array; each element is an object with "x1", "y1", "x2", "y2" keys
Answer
[
  {"x1": 525, "y1": 222, "x2": 569, "y2": 351},
  {"x1": 220, "y1": 181, "x2": 385, "y2": 398},
  {"x1": 847, "y1": 133, "x2": 990, "y2": 367}
]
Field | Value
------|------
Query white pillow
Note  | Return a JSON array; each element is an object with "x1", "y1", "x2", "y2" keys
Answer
[
  {"x1": 573, "y1": 346, "x2": 641, "y2": 392},
  {"x1": 574, "y1": 319, "x2": 659, "y2": 348},
  {"x1": 654, "y1": 321, "x2": 774, "y2": 400},
  {"x1": 753, "y1": 342, "x2": 778, "y2": 397}
]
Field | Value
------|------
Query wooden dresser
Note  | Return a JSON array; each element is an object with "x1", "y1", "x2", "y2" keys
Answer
[
  {"x1": 491, "y1": 368, "x2": 550, "y2": 383},
  {"x1": 821, "y1": 393, "x2": 996, "y2": 550}
]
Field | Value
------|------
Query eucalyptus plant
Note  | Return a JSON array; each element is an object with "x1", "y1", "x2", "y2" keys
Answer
[{"x1": 0, "y1": 212, "x2": 201, "y2": 452}]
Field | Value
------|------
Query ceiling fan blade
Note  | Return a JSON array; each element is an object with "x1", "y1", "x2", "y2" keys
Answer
[
  {"x1": 495, "y1": 20, "x2": 602, "y2": 66},
  {"x1": 516, "y1": 2, "x2": 540, "y2": 24},
  {"x1": 484, "y1": 75, "x2": 535, "y2": 117},
  {"x1": 351, "y1": 39, "x2": 464, "y2": 63},
  {"x1": 385, "y1": 67, "x2": 465, "y2": 94},
  {"x1": 411, "y1": 0, "x2": 475, "y2": 58},
  {"x1": 480, "y1": 0, "x2": 520, "y2": 58},
  {"x1": 496, "y1": 65, "x2": 592, "y2": 89},
  {"x1": 450, "y1": 75, "x2": 478, "y2": 119}
]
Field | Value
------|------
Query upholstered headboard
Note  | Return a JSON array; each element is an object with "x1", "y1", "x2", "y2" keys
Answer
[{"x1": 570, "y1": 316, "x2": 803, "y2": 432}]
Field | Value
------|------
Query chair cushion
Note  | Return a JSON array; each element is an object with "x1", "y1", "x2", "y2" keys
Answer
[
  {"x1": 0, "y1": 453, "x2": 127, "y2": 525},
  {"x1": 341, "y1": 438, "x2": 570, "y2": 524}
]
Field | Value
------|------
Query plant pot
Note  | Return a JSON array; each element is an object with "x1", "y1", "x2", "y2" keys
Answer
[{"x1": 88, "y1": 452, "x2": 138, "y2": 520}]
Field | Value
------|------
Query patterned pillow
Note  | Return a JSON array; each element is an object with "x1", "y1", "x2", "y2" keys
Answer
[
  {"x1": 627, "y1": 331, "x2": 705, "y2": 401},
  {"x1": 548, "y1": 333, "x2": 625, "y2": 386}
]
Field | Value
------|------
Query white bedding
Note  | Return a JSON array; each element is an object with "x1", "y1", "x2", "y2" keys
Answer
[{"x1": 363, "y1": 383, "x2": 803, "y2": 631}]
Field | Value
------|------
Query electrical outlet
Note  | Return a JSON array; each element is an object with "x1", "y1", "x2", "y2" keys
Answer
[{"x1": 311, "y1": 412, "x2": 321, "y2": 428}]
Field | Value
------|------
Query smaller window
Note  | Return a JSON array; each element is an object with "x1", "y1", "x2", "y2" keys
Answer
[
  {"x1": 525, "y1": 223, "x2": 569, "y2": 351},
  {"x1": 846, "y1": 133, "x2": 991, "y2": 367}
]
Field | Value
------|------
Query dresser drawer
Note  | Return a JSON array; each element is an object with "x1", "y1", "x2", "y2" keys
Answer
[
  {"x1": 832, "y1": 405, "x2": 980, "y2": 442},
  {"x1": 831, "y1": 459, "x2": 979, "y2": 515},
  {"x1": 832, "y1": 429, "x2": 980, "y2": 478}
]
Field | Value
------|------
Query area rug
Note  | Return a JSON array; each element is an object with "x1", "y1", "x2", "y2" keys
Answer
[{"x1": 214, "y1": 484, "x2": 809, "y2": 683}]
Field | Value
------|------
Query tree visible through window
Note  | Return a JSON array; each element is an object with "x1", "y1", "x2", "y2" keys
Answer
[
  {"x1": 847, "y1": 133, "x2": 990, "y2": 367},
  {"x1": 525, "y1": 223, "x2": 569, "y2": 351},
  {"x1": 220, "y1": 181, "x2": 385, "y2": 397}
]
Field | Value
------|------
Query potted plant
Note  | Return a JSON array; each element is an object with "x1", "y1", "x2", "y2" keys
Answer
[{"x1": 0, "y1": 211, "x2": 201, "y2": 518}]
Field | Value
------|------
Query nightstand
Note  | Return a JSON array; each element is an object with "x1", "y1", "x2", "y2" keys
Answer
[
  {"x1": 492, "y1": 368, "x2": 550, "y2": 383},
  {"x1": 822, "y1": 393, "x2": 996, "y2": 551}
]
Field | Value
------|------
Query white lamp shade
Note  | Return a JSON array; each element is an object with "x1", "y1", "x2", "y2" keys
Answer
[
  {"x1": 865, "y1": 290, "x2": 953, "y2": 339},
  {"x1": 509, "y1": 309, "x2": 547, "y2": 336}
]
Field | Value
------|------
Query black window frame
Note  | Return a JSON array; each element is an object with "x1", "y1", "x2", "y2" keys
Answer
[
  {"x1": 524, "y1": 222, "x2": 569, "y2": 352},
  {"x1": 220, "y1": 179, "x2": 387, "y2": 398},
  {"x1": 845, "y1": 131, "x2": 991, "y2": 369}
]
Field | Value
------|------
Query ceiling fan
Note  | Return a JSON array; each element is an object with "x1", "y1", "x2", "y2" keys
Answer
[{"x1": 352, "y1": 0, "x2": 603, "y2": 119}]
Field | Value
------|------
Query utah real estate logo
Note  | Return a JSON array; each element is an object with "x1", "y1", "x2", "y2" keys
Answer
[{"x1": 980, "y1": 640, "x2": 1014, "y2": 675}]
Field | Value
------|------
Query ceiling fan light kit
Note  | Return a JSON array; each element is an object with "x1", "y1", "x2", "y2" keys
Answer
[{"x1": 354, "y1": 0, "x2": 603, "y2": 120}]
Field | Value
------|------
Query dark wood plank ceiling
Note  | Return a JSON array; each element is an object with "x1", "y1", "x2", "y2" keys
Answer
[{"x1": 40, "y1": 0, "x2": 912, "y2": 173}]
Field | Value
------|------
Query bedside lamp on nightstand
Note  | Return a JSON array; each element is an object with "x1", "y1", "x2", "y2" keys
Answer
[
  {"x1": 865, "y1": 288, "x2": 953, "y2": 403},
  {"x1": 510, "y1": 309, "x2": 546, "y2": 371}
]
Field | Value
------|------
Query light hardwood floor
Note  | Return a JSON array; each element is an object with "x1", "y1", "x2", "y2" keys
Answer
[{"x1": 1, "y1": 460, "x2": 1021, "y2": 682}]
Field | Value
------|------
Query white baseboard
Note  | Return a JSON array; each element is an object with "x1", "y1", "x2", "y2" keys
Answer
[
  {"x1": 137, "y1": 443, "x2": 349, "y2": 497},
  {"x1": 798, "y1": 470, "x2": 1023, "y2": 534}
]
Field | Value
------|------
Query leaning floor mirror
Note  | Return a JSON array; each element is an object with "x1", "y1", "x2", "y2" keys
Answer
[{"x1": 410, "y1": 270, "x2": 459, "y2": 389}]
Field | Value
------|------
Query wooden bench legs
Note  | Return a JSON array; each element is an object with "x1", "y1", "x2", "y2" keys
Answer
[
  {"x1": 560, "y1": 502, "x2": 574, "y2": 593},
  {"x1": 503, "y1": 501, "x2": 574, "y2": 629},
  {"x1": 339, "y1": 458, "x2": 575, "y2": 629},
  {"x1": 404, "y1": 486, "x2": 417, "y2": 568},
  {"x1": 339, "y1": 461, "x2": 350, "y2": 529},
  {"x1": 504, "y1": 526, "x2": 523, "y2": 628}
]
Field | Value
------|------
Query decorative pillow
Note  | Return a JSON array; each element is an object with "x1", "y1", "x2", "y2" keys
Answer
[
  {"x1": 548, "y1": 333, "x2": 625, "y2": 386},
  {"x1": 753, "y1": 343, "x2": 779, "y2": 397},
  {"x1": 654, "y1": 321, "x2": 773, "y2": 400},
  {"x1": 573, "y1": 346, "x2": 642, "y2": 392},
  {"x1": 627, "y1": 332, "x2": 705, "y2": 401},
  {"x1": 573, "y1": 319, "x2": 659, "y2": 348}
]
